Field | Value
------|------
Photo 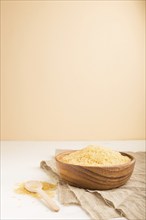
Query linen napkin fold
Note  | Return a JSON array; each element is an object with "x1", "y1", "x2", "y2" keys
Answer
[{"x1": 40, "y1": 152, "x2": 145, "y2": 220}]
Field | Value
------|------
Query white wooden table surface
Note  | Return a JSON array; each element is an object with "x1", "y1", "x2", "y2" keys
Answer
[{"x1": 1, "y1": 140, "x2": 145, "y2": 220}]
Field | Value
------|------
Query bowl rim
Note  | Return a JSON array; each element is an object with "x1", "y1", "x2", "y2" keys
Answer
[{"x1": 55, "y1": 150, "x2": 136, "y2": 168}]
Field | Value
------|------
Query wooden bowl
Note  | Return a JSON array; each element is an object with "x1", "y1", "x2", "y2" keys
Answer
[{"x1": 55, "y1": 150, "x2": 136, "y2": 190}]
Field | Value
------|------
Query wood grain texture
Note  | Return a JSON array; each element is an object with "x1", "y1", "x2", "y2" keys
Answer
[{"x1": 55, "y1": 150, "x2": 136, "y2": 190}]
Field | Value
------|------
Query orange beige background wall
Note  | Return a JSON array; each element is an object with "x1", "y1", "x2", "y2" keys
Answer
[{"x1": 1, "y1": 1, "x2": 145, "y2": 140}]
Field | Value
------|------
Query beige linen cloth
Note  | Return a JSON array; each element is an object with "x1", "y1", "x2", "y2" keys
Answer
[{"x1": 40, "y1": 152, "x2": 145, "y2": 220}]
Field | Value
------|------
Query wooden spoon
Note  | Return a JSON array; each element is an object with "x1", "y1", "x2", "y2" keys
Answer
[{"x1": 24, "y1": 181, "x2": 60, "y2": 212}]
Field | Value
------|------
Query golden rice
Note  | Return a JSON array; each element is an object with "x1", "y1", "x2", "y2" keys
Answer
[{"x1": 61, "y1": 146, "x2": 131, "y2": 166}]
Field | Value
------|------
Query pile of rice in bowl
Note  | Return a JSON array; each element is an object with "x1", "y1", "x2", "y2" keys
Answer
[{"x1": 61, "y1": 146, "x2": 131, "y2": 166}]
